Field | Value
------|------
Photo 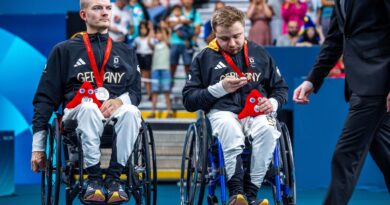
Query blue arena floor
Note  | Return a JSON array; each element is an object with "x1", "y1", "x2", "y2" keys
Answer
[{"x1": 0, "y1": 184, "x2": 388, "y2": 205}]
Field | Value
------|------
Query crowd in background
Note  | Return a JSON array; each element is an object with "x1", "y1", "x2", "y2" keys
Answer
[{"x1": 107, "y1": 0, "x2": 344, "y2": 115}]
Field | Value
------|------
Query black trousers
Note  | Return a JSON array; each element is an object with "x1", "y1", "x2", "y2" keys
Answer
[{"x1": 323, "y1": 94, "x2": 390, "y2": 205}]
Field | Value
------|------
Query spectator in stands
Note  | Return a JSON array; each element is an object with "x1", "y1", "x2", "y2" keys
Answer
[
  {"x1": 109, "y1": 0, "x2": 134, "y2": 43},
  {"x1": 144, "y1": 0, "x2": 169, "y2": 26},
  {"x1": 169, "y1": 5, "x2": 192, "y2": 49},
  {"x1": 133, "y1": 21, "x2": 154, "y2": 99},
  {"x1": 148, "y1": 26, "x2": 173, "y2": 118},
  {"x1": 267, "y1": 0, "x2": 283, "y2": 44},
  {"x1": 128, "y1": 0, "x2": 149, "y2": 45},
  {"x1": 305, "y1": 0, "x2": 321, "y2": 26},
  {"x1": 204, "y1": 1, "x2": 225, "y2": 44},
  {"x1": 281, "y1": 0, "x2": 307, "y2": 34},
  {"x1": 319, "y1": 0, "x2": 334, "y2": 36},
  {"x1": 276, "y1": 20, "x2": 299, "y2": 46},
  {"x1": 168, "y1": 0, "x2": 202, "y2": 88},
  {"x1": 296, "y1": 16, "x2": 322, "y2": 46},
  {"x1": 246, "y1": 0, "x2": 273, "y2": 46}
]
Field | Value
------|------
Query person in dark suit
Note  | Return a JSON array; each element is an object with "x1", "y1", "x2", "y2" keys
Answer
[{"x1": 293, "y1": 0, "x2": 390, "y2": 204}]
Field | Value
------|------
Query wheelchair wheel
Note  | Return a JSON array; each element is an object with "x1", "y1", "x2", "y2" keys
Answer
[
  {"x1": 41, "y1": 119, "x2": 62, "y2": 205},
  {"x1": 272, "y1": 122, "x2": 296, "y2": 205},
  {"x1": 280, "y1": 122, "x2": 296, "y2": 205},
  {"x1": 180, "y1": 115, "x2": 209, "y2": 205},
  {"x1": 129, "y1": 122, "x2": 156, "y2": 205},
  {"x1": 146, "y1": 123, "x2": 158, "y2": 205}
]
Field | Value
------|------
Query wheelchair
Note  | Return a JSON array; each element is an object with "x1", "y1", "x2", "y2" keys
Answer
[
  {"x1": 41, "y1": 113, "x2": 157, "y2": 205},
  {"x1": 180, "y1": 112, "x2": 296, "y2": 205}
]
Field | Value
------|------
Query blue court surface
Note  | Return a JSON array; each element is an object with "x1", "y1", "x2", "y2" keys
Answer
[{"x1": 0, "y1": 183, "x2": 388, "y2": 204}]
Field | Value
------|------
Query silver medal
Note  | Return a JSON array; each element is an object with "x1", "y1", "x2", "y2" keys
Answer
[{"x1": 95, "y1": 87, "x2": 109, "y2": 101}]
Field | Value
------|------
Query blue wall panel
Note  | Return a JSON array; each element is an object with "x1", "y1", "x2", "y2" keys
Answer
[
  {"x1": 294, "y1": 78, "x2": 386, "y2": 190},
  {"x1": 0, "y1": 14, "x2": 66, "y2": 57}
]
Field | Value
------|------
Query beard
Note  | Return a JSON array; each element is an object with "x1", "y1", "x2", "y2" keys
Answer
[{"x1": 288, "y1": 31, "x2": 298, "y2": 37}]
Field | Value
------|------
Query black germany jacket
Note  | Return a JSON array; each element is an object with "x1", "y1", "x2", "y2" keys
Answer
[
  {"x1": 183, "y1": 39, "x2": 288, "y2": 114},
  {"x1": 32, "y1": 33, "x2": 141, "y2": 134}
]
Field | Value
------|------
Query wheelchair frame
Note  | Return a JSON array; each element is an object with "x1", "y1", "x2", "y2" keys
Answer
[
  {"x1": 41, "y1": 114, "x2": 157, "y2": 205},
  {"x1": 180, "y1": 112, "x2": 296, "y2": 205}
]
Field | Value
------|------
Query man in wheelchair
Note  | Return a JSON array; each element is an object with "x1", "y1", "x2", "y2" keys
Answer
[
  {"x1": 182, "y1": 6, "x2": 288, "y2": 205},
  {"x1": 30, "y1": 0, "x2": 142, "y2": 203}
]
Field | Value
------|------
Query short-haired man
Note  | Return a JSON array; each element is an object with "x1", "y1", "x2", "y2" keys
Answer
[
  {"x1": 30, "y1": 0, "x2": 142, "y2": 203},
  {"x1": 183, "y1": 6, "x2": 288, "y2": 205}
]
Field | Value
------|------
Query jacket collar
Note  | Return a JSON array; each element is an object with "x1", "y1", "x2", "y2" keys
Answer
[
  {"x1": 207, "y1": 38, "x2": 248, "y2": 53},
  {"x1": 72, "y1": 32, "x2": 109, "y2": 42}
]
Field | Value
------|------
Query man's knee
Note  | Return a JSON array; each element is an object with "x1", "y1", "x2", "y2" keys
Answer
[
  {"x1": 118, "y1": 104, "x2": 141, "y2": 120},
  {"x1": 78, "y1": 102, "x2": 101, "y2": 115},
  {"x1": 251, "y1": 123, "x2": 280, "y2": 141}
]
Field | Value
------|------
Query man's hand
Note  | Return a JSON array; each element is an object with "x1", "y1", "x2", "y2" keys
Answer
[
  {"x1": 386, "y1": 92, "x2": 390, "y2": 112},
  {"x1": 100, "y1": 98, "x2": 123, "y2": 118},
  {"x1": 293, "y1": 81, "x2": 314, "y2": 104},
  {"x1": 258, "y1": 97, "x2": 273, "y2": 114},
  {"x1": 31, "y1": 151, "x2": 46, "y2": 173},
  {"x1": 222, "y1": 77, "x2": 248, "y2": 93}
]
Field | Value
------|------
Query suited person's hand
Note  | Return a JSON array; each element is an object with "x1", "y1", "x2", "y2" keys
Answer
[
  {"x1": 387, "y1": 92, "x2": 390, "y2": 112},
  {"x1": 293, "y1": 81, "x2": 314, "y2": 104}
]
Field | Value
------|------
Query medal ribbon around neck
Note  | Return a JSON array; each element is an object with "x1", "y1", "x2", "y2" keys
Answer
[
  {"x1": 217, "y1": 40, "x2": 253, "y2": 80},
  {"x1": 82, "y1": 33, "x2": 112, "y2": 88}
]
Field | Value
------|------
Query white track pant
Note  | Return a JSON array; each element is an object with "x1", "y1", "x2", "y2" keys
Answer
[
  {"x1": 207, "y1": 109, "x2": 280, "y2": 188},
  {"x1": 63, "y1": 102, "x2": 142, "y2": 168}
]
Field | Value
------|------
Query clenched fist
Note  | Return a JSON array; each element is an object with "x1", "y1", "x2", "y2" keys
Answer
[{"x1": 31, "y1": 151, "x2": 46, "y2": 173}]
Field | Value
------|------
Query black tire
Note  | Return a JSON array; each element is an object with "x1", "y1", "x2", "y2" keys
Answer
[
  {"x1": 146, "y1": 123, "x2": 158, "y2": 205},
  {"x1": 272, "y1": 122, "x2": 296, "y2": 205},
  {"x1": 41, "y1": 119, "x2": 62, "y2": 205},
  {"x1": 280, "y1": 123, "x2": 296, "y2": 205},
  {"x1": 271, "y1": 141, "x2": 282, "y2": 205},
  {"x1": 180, "y1": 117, "x2": 209, "y2": 205},
  {"x1": 130, "y1": 123, "x2": 153, "y2": 205}
]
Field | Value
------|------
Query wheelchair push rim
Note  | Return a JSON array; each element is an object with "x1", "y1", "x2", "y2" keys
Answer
[
  {"x1": 129, "y1": 121, "x2": 157, "y2": 205},
  {"x1": 180, "y1": 116, "x2": 209, "y2": 205},
  {"x1": 41, "y1": 118, "x2": 62, "y2": 205}
]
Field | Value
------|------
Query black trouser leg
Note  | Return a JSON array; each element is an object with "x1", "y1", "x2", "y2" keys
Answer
[
  {"x1": 323, "y1": 94, "x2": 387, "y2": 205},
  {"x1": 228, "y1": 155, "x2": 245, "y2": 197},
  {"x1": 106, "y1": 132, "x2": 124, "y2": 181},
  {"x1": 369, "y1": 113, "x2": 390, "y2": 192},
  {"x1": 86, "y1": 163, "x2": 102, "y2": 179}
]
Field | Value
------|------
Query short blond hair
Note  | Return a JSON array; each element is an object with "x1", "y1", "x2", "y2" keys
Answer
[
  {"x1": 211, "y1": 6, "x2": 245, "y2": 32},
  {"x1": 80, "y1": 0, "x2": 90, "y2": 9}
]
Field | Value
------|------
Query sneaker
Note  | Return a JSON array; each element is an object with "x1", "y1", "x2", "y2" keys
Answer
[
  {"x1": 249, "y1": 199, "x2": 269, "y2": 205},
  {"x1": 106, "y1": 179, "x2": 128, "y2": 203},
  {"x1": 83, "y1": 178, "x2": 105, "y2": 202},
  {"x1": 228, "y1": 194, "x2": 248, "y2": 205}
]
